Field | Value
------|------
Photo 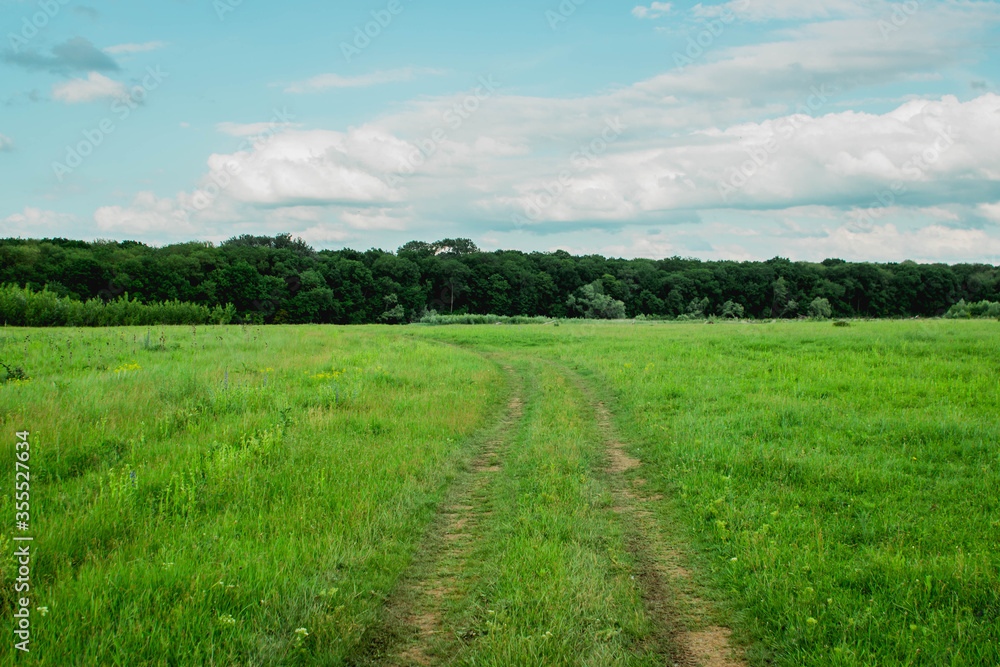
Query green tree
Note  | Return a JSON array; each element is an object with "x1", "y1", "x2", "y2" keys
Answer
[
  {"x1": 567, "y1": 280, "x2": 626, "y2": 319},
  {"x1": 772, "y1": 277, "x2": 790, "y2": 318},
  {"x1": 721, "y1": 300, "x2": 745, "y2": 319},
  {"x1": 808, "y1": 297, "x2": 833, "y2": 319},
  {"x1": 379, "y1": 294, "x2": 406, "y2": 324},
  {"x1": 686, "y1": 297, "x2": 710, "y2": 318},
  {"x1": 485, "y1": 274, "x2": 512, "y2": 315}
]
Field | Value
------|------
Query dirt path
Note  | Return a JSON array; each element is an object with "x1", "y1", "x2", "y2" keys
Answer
[
  {"x1": 354, "y1": 351, "x2": 743, "y2": 666},
  {"x1": 352, "y1": 363, "x2": 524, "y2": 666},
  {"x1": 559, "y1": 364, "x2": 745, "y2": 667}
]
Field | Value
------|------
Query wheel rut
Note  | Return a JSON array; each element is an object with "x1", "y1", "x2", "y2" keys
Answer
[
  {"x1": 558, "y1": 364, "x2": 745, "y2": 667},
  {"x1": 354, "y1": 362, "x2": 524, "y2": 666}
]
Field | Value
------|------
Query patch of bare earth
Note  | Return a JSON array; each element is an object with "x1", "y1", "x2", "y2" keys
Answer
[
  {"x1": 361, "y1": 368, "x2": 523, "y2": 667},
  {"x1": 683, "y1": 627, "x2": 743, "y2": 667}
]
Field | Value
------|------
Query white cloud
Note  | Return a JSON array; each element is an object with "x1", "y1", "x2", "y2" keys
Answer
[
  {"x1": 632, "y1": 2, "x2": 672, "y2": 19},
  {"x1": 979, "y1": 203, "x2": 1000, "y2": 223},
  {"x1": 283, "y1": 67, "x2": 444, "y2": 93},
  {"x1": 692, "y1": 0, "x2": 872, "y2": 22},
  {"x1": 52, "y1": 72, "x2": 127, "y2": 104},
  {"x1": 197, "y1": 128, "x2": 404, "y2": 207},
  {"x1": 2, "y1": 207, "x2": 76, "y2": 235},
  {"x1": 103, "y1": 41, "x2": 168, "y2": 55},
  {"x1": 215, "y1": 121, "x2": 301, "y2": 136},
  {"x1": 481, "y1": 93, "x2": 1000, "y2": 224},
  {"x1": 79, "y1": 0, "x2": 1000, "y2": 258},
  {"x1": 0, "y1": 133, "x2": 12, "y2": 151},
  {"x1": 93, "y1": 89, "x2": 1000, "y2": 254},
  {"x1": 94, "y1": 192, "x2": 198, "y2": 235},
  {"x1": 793, "y1": 223, "x2": 1000, "y2": 262},
  {"x1": 340, "y1": 207, "x2": 411, "y2": 231},
  {"x1": 296, "y1": 223, "x2": 350, "y2": 245}
]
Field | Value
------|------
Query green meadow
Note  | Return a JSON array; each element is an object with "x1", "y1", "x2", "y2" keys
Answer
[{"x1": 1, "y1": 320, "x2": 997, "y2": 665}]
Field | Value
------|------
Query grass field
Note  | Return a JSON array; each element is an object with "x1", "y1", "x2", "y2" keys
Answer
[{"x1": 2, "y1": 320, "x2": 998, "y2": 665}]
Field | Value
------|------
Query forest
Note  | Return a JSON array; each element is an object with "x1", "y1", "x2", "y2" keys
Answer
[{"x1": 1, "y1": 234, "x2": 998, "y2": 325}]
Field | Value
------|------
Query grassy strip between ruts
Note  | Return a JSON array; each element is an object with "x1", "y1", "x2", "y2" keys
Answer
[
  {"x1": 439, "y1": 357, "x2": 662, "y2": 666},
  {"x1": 0, "y1": 326, "x2": 503, "y2": 666}
]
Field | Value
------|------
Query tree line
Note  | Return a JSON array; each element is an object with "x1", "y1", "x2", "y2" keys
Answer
[{"x1": 1, "y1": 235, "x2": 997, "y2": 325}]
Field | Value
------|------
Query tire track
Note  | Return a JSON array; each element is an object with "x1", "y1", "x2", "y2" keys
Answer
[
  {"x1": 557, "y1": 363, "x2": 745, "y2": 667},
  {"x1": 352, "y1": 362, "x2": 524, "y2": 666}
]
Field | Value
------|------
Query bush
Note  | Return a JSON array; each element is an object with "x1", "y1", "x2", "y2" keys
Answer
[
  {"x1": 0, "y1": 361, "x2": 28, "y2": 383},
  {"x1": 0, "y1": 284, "x2": 236, "y2": 327},
  {"x1": 945, "y1": 299, "x2": 1000, "y2": 319}
]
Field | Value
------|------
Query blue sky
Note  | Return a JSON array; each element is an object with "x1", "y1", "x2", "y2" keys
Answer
[{"x1": 2, "y1": 0, "x2": 1000, "y2": 262}]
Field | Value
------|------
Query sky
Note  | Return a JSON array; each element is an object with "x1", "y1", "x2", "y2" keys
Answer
[{"x1": 1, "y1": 0, "x2": 1000, "y2": 263}]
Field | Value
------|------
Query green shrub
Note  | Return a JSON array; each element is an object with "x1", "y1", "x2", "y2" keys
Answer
[
  {"x1": 0, "y1": 284, "x2": 236, "y2": 327},
  {"x1": 945, "y1": 299, "x2": 1000, "y2": 319}
]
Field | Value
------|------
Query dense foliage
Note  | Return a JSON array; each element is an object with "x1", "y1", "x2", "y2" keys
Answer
[
  {"x1": 0, "y1": 284, "x2": 236, "y2": 327},
  {"x1": 1, "y1": 235, "x2": 997, "y2": 324}
]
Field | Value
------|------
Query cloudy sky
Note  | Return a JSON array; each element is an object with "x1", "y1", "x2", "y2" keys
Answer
[{"x1": 2, "y1": 0, "x2": 1000, "y2": 262}]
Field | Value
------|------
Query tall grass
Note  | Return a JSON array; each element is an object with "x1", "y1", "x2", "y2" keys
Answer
[
  {"x1": 0, "y1": 325, "x2": 502, "y2": 665},
  {"x1": 417, "y1": 312, "x2": 552, "y2": 326},
  {"x1": 3, "y1": 319, "x2": 996, "y2": 665},
  {"x1": 417, "y1": 319, "x2": 1000, "y2": 666}
]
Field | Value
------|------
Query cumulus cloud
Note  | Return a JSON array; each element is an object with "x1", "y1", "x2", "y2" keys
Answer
[
  {"x1": 2, "y1": 207, "x2": 76, "y2": 236},
  {"x1": 78, "y1": 0, "x2": 1000, "y2": 259},
  {"x1": 340, "y1": 207, "x2": 412, "y2": 231},
  {"x1": 96, "y1": 90, "x2": 1000, "y2": 253},
  {"x1": 52, "y1": 72, "x2": 127, "y2": 103},
  {"x1": 791, "y1": 223, "x2": 1000, "y2": 262},
  {"x1": 632, "y1": 2, "x2": 672, "y2": 19},
  {"x1": 197, "y1": 128, "x2": 404, "y2": 207},
  {"x1": 103, "y1": 41, "x2": 168, "y2": 55},
  {"x1": 477, "y1": 94, "x2": 1000, "y2": 225},
  {"x1": 94, "y1": 192, "x2": 199, "y2": 235},
  {"x1": 296, "y1": 223, "x2": 350, "y2": 245},
  {"x1": 0, "y1": 134, "x2": 12, "y2": 151},
  {"x1": 282, "y1": 67, "x2": 444, "y2": 93}
]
